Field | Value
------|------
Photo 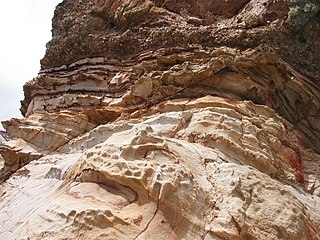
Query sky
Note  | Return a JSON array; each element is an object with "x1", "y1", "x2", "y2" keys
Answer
[{"x1": 0, "y1": 0, "x2": 63, "y2": 129}]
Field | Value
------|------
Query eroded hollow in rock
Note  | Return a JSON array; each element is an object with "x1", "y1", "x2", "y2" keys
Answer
[{"x1": 75, "y1": 169, "x2": 138, "y2": 204}]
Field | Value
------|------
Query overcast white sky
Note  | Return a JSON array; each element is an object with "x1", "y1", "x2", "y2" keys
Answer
[{"x1": 0, "y1": 0, "x2": 63, "y2": 129}]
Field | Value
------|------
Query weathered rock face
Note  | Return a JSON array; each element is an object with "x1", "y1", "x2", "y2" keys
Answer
[{"x1": 1, "y1": 0, "x2": 320, "y2": 239}]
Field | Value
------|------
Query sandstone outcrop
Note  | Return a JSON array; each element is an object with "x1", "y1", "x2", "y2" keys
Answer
[{"x1": 1, "y1": 0, "x2": 320, "y2": 239}]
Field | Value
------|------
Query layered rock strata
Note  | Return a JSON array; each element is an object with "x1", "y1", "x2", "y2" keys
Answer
[{"x1": 1, "y1": 0, "x2": 320, "y2": 239}]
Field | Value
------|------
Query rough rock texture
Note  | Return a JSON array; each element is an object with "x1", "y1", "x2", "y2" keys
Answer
[{"x1": 1, "y1": 0, "x2": 320, "y2": 239}]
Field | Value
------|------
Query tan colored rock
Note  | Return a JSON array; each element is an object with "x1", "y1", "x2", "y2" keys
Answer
[
  {"x1": 0, "y1": 139, "x2": 43, "y2": 183},
  {"x1": 1, "y1": 0, "x2": 320, "y2": 239},
  {"x1": 2, "y1": 111, "x2": 96, "y2": 150},
  {"x1": 1, "y1": 97, "x2": 320, "y2": 239}
]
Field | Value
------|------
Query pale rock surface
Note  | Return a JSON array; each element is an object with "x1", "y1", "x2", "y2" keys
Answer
[
  {"x1": 1, "y1": 97, "x2": 320, "y2": 239},
  {"x1": 1, "y1": 0, "x2": 320, "y2": 239}
]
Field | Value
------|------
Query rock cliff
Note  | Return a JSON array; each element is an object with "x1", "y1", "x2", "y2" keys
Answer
[{"x1": 1, "y1": 0, "x2": 320, "y2": 239}]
